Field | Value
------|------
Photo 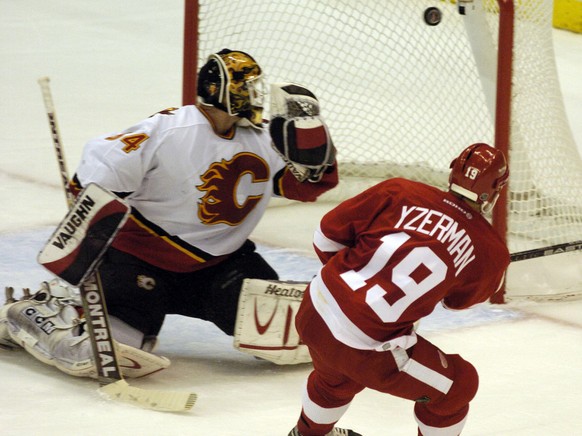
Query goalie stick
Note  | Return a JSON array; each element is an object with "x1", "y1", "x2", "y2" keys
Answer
[
  {"x1": 38, "y1": 77, "x2": 75, "y2": 208},
  {"x1": 37, "y1": 79, "x2": 196, "y2": 412}
]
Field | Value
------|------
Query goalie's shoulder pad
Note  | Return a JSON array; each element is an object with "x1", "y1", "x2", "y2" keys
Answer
[{"x1": 269, "y1": 83, "x2": 335, "y2": 182}]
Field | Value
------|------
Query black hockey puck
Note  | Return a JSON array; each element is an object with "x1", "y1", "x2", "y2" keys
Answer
[{"x1": 424, "y1": 7, "x2": 442, "y2": 26}]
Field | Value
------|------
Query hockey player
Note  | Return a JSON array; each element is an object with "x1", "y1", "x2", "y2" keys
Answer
[
  {"x1": 288, "y1": 143, "x2": 510, "y2": 436},
  {"x1": 0, "y1": 49, "x2": 338, "y2": 378}
]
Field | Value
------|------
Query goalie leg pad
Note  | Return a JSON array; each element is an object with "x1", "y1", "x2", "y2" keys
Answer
[
  {"x1": 116, "y1": 341, "x2": 170, "y2": 378},
  {"x1": 3, "y1": 286, "x2": 169, "y2": 378},
  {"x1": 5, "y1": 287, "x2": 96, "y2": 377},
  {"x1": 233, "y1": 279, "x2": 311, "y2": 365}
]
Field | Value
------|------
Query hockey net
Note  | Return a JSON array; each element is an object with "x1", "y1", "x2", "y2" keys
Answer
[{"x1": 188, "y1": 0, "x2": 582, "y2": 301}]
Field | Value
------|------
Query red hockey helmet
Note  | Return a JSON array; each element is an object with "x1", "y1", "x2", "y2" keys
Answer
[{"x1": 448, "y1": 143, "x2": 509, "y2": 213}]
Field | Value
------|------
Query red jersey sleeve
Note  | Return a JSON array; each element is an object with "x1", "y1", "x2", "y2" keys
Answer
[
  {"x1": 273, "y1": 164, "x2": 339, "y2": 202},
  {"x1": 313, "y1": 181, "x2": 395, "y2": 264},
  {"x1": 441, "y1": 217, "x2": 510, "y2": 309}
]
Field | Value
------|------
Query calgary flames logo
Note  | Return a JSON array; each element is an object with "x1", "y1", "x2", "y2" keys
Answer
[{"x1": 197, "y1": 152, "x2": 269, "y2": 225}]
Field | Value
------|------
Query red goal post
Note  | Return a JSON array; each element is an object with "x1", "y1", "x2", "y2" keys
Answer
[{"x1": 183, "y1": 0, "x2": 582, "y2": 303}]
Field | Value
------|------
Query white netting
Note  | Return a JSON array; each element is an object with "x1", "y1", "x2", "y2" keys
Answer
[{"x1": 195, "y1": 0, "x2": 582, "y2": 299}]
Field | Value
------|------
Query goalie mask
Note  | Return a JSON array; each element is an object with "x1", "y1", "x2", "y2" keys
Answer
[
  {"x1": 449, "y1": 143, "x2": 509, "y2": 213},
  {"x1": 197, "y1": 49, "x2": 266, "y2": 129}
]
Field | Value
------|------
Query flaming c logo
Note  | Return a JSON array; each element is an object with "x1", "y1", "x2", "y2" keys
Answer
[{"x1": 197, "y1": 152, "x2": 269, "y2": 225}]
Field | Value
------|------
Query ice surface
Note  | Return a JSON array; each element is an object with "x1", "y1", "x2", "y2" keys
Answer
[{"x1": 1, "y1": 2, "x2": 582, "y2": 435}]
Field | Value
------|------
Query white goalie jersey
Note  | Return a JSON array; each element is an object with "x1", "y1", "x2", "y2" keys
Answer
[{"x1": 73, "y1": 105, "x2": 337, "y2": 273}]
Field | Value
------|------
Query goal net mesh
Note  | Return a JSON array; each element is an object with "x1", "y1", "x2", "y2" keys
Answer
[{"x1": 195, "y1": 0, "x2": 582, "y2": 300}]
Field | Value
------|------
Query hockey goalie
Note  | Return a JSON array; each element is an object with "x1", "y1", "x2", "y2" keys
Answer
[
  {"x1": 0, "y1": 50, "x2": 336, "y2": 378},
  {"x1": 0, "y1": 184, "x2": 171, "y2": 379}
]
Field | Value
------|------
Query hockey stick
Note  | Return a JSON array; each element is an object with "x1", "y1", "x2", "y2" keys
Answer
[
  {"x1": 37, "y1": 77, "x2": 75, "y2": 208},
  {"x1": 509, "y1": 240, "x2": 582, "y2": 262},
  {"x1": 37, "y1": 79, "x2": 196, "y2": 412}
]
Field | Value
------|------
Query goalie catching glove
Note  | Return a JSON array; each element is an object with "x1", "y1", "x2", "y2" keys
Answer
[{"x1": 269, "y1": 83, "x2": 336, "y2": 182}]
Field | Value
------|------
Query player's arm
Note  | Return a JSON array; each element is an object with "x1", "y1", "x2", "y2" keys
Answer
[
  {"x1": 443, "y1": 269, "x2": 508, "y2": 310},
  {"x1": 314, "y1": 181, "x2": 395, "y2": 263},
  {"x1": 313, "y1": 222, "x2": 349, "y2": 264},
  {"x1": 269, "y1": 83, "x2": 339, "y2": 201},
  {"x1": 273, "y1": 164, "x2": 339, "y2": 202}
]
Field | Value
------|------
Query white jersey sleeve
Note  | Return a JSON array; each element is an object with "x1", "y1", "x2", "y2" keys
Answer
[{"x1": 76, "y1": 115, "x2": 169, "y2": 195}]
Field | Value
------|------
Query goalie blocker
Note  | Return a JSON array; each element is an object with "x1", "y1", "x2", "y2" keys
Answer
[
  {"x1": 269, "y1": 83, "x2": 336, "y2": 183},
  {"x1": 234, "y1": 279, "x2": 311, "y2": 365}
]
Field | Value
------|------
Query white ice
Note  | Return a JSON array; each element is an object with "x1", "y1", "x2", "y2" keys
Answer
[{"x1": 1, "y1": 2, "x2": 582, "y2": 435}]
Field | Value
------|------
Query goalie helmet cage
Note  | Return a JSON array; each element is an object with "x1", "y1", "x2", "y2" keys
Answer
[{"x1": 183, "y1": 0, "x2": 582, "y2": 303}]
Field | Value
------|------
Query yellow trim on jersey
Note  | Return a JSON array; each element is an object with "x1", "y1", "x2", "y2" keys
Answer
[
  {"x1": 275, "y1": 167, "x2": 290, "y2": 197},
  {"x1": 128, "y1": 215, "x2": 207, "y2": 263}
]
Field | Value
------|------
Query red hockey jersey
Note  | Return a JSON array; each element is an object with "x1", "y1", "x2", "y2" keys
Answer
[{"x1": 310, "y1": 178, "x2": 510, "y2": 351}]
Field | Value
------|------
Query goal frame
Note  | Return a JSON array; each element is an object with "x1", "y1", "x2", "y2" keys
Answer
[
  {"x1": 490, "y1": 0, "x2": 513, "y2": 303},
  {"x1": 181, "y1": 0, "x2": 579, "y2": 304}
]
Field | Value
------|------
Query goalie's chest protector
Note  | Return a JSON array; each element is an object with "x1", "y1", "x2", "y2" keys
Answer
[{"x1": 76, "y1": 106, "x2": 286, "y2": 259}]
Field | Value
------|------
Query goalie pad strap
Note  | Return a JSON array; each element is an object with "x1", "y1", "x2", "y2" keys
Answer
[{"x1": 233, "y1": 279, "x2": 311, "y2": 365}]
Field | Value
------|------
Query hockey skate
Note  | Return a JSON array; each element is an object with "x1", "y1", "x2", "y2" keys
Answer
[
  {"x1": 288, "y1": 426, "x2": 362, "y2": 436},
  {"x1": 1, "y1": 281, "x2": 169, "y2": 378}
]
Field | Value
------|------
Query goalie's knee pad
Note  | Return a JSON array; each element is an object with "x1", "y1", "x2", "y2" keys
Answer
[{"x1": 3, "y1": 285, "x2": 169, "y2": 378}]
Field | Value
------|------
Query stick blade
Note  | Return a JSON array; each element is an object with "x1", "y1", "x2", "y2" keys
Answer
[{"x1": 99, "y1": 380, "x2": 197, "y2": 412}]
